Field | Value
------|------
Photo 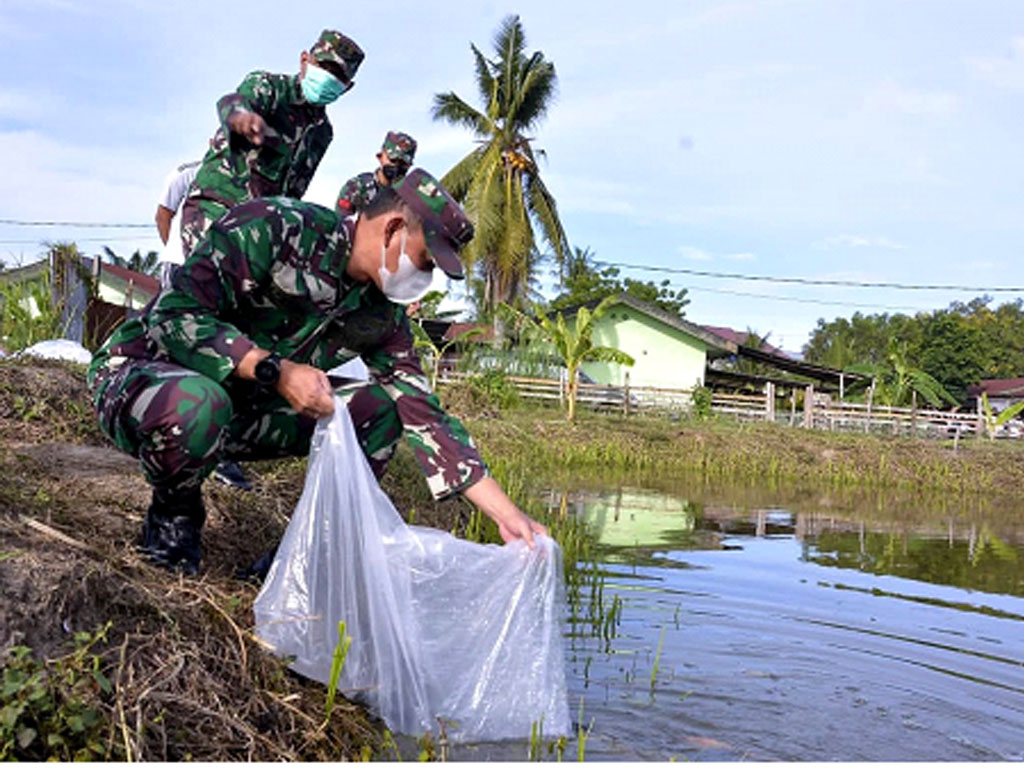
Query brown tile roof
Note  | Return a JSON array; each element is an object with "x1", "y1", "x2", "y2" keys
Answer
[
  {"x1": 966, "y1": 378, "x2": 1024, "y2": 398},
  {"x1": 701, "y1": 325, "x2": 790, "y2": 358}
]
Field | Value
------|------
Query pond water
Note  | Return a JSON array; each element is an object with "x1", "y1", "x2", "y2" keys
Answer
[{"x1": 455, "y1": 481, "x2": 1024, "y2": 761}]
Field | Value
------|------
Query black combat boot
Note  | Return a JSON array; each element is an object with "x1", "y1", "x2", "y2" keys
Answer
[
  {"x1": 139, "y1": 486, "x2": 206, "y2": 575},
  {"x1": 238, "y1": 544, "x2": 279, "y2": 583}
]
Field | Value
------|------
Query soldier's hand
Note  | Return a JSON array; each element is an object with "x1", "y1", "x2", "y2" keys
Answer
[
  {"x1": 228, "y1": 110, "x2": 265, "y2": 146},
  {"x1": 278, "y1": 361, "x2": 335, "y2": 419},
  {"x1": 463, "y1": 477, "x2": 549, "y2": 549}
]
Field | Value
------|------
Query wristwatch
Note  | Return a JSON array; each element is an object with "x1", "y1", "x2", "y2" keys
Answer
[{"x1": 254, "y1": 353, "x2": 282, "y2": 388}]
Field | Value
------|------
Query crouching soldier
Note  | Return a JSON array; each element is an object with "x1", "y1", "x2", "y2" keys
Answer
[
  {"x1": 87, "y1": 169, "x2": 546, "y2": 574},
  {"x1": 336, "y1": 130, "x2": 417, "y2": 214}
]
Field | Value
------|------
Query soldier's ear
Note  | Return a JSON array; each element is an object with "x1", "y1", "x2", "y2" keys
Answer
[{"x1": 382, "y1": 215, "x2": 405, "y2": 244}]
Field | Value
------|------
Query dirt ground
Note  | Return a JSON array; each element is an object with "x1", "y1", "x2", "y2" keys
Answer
[{"x1": 0, "y1": 359, "x2": 403, "y2": 760}]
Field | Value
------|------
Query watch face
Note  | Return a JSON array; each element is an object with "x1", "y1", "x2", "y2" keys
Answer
[{"x1": 256, "y1": 355, "x2": 280, "y2": 386}]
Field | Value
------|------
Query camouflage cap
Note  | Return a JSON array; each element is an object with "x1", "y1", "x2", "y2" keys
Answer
[
  {"x1": 310, "y1": 29, "x2": 364, "y2": 82},
  {"x1": 378, "y1": 131, "x2": 417, "y2": 167},
  {"x1": 393, "y1": 168, "x2": 473, "y2": 279}
]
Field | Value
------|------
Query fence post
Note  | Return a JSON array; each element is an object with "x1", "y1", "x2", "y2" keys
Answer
[
  {"x1": 911, "y1": 390, "x2": 918, "y2": 439},
  {"x1": 623, "y1": 371, "x2": 631, "y2": 417},
  {"x1": 559, "y1": 370, "x2": 565, "y2": 408},
  {"x1": 790, "y1": 388, "x2": 797, "y2": 426},
  {"x1": 976, "y1": 397, "x2": 984, "y2": 440},
  {"x1": 803, "y1": 384, "x2": 813, "y2": 429},
  {"x1": 865, "y1": 378, "x2": 875, "y2": 434},
  {"x1": 765, "y1": 382, "x2": 775, "y2": 423}
]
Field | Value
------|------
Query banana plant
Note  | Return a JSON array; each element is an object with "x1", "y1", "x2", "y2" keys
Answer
[
  {"x1": 514, "y1": 295, "x2": 635, "y2": 422},
  {"x1": 411, "y1": 321, "x2": 486, "y2": 390},
  {"x1": 980, "y1": 392, "x2": 1024, "y2": 440},
  {"x1": 847, "y1": 340, "x2": 956, "y2": 407}
]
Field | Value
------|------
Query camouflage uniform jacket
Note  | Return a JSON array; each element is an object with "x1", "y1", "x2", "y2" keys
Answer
[
  {"x1": 335, "y1": 170, "x2": 380, "y2": 214},
  {"x1": 188, "y1": 72, "x2": 333, "y2": 208},
  {"x1": 88, "y1": 197, "x2": 488, "y2": 500}
]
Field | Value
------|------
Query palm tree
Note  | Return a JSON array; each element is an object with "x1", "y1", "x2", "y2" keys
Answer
[
  {"x1": 101, "y1": 246, "x2": 160, "y2": 277},
  {"x1": 515, "y1": 295, "x2": 635, "y2": 422},
  {"x1": 432, "y1": 15, "x2": 569, "y2": 317}
]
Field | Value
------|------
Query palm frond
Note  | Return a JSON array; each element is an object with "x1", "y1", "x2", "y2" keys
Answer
[
  {"x1": 511, "y1": 54, "x2": 557, "y2": 131},
  {"x1": 524, "y1": 173, "x2": 569, "y2": 265},
  {"x1": 431, "y1": 92, "x2": 491, "y2": 136},
  {"x1": 471, "y1": 43, "x2": 497, "y2": 108},
  {"x1": 439, "y1": 148, "x2": 485, "y2": 201}
]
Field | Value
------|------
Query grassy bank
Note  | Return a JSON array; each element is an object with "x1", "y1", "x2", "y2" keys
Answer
[
  {"x1": 2, "y1": 360, "x2": 1022, "y2": 760},
  {"x1": 458, "y1": 402, "x2": 1024, "y2": 501}
]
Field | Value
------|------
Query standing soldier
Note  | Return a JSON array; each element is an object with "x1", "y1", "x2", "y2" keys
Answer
[
  {"x1": 336, "y1": 131, "x2": 417, "y2": 214},
  {"x1": 87, "y1": 169, "x2": 547, "y2": 575},
  {"x1": 180, "y1": 29, "x2": 364, "y2": 256}
]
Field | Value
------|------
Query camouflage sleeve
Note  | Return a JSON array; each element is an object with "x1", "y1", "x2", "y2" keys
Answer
[
  {"x1": 216, "y1": 71, "x2": 279, "y2": 138},
  {"x1": 335, "y1": 175, "x2": 361, "y2": 213},
  {"x1": 363, "y1": 314, "x2": 489, "y2": 500},
  {"x1": 146, "y1": 221, "x2": 269, "y2": 382}
]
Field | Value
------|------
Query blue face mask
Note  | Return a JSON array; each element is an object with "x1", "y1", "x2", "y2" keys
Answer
[{"x1": 301, "y1": 63, "x2": 350, "y2": 105}]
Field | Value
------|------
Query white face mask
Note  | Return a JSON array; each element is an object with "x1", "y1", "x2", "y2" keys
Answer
[{"x1": 378, "y1": 228, "x2": 434, "y2": 305}]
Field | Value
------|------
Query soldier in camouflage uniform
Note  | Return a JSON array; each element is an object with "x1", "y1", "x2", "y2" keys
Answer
[
  {"x1": 88, "y1": 169, "x2": 547, "y2": 574},
  {"x1": 180, "y1": 29, "x2": 364, "y2": 257},
  {"x1": 336, "y1": 131, "x2": 417, "y2": 214}
]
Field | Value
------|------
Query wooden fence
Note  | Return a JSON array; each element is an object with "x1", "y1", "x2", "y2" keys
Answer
[{"x1": 439, "y1": 372, "x2": 1016, "y2": 440}]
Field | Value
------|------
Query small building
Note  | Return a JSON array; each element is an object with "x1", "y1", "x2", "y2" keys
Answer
[
  {"x1": 556, "y1": 295, "x2": 736, "y2": 389},
  {"x1": 1, "y1": 251, "x2": 158, "y2": 349},
  {"x1": 966, "y1": 378, "x2": 1024, "y2": 412}
]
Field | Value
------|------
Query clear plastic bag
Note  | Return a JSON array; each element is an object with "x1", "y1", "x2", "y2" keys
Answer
[{"x1": 253, "y1": 402, "x2": 570, "y2": 742}]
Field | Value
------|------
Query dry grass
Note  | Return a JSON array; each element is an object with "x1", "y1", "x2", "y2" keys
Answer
[{"x1": 0, "y1": 360, "x2": 385, "y2": 760}]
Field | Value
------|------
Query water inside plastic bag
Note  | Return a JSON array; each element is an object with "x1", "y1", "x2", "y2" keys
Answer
[{"x1": 253, "y1": 402, "x2": 570, "y2": 742}]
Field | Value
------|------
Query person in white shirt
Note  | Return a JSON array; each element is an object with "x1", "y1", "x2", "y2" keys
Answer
[
  {"x1": 155, "y1": 159, "x2": 252, "y2": 491},
  {"x1": 155, "y1": 160, "x2": 201, "y2": 289}
]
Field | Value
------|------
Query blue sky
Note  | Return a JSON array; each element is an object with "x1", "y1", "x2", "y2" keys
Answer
[{"x1": 2, "y1": 0, "x2": 1022, "y2": 352}]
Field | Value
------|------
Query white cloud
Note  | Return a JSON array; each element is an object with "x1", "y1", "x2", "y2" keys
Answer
[
  {"x1": 966, "y1": 35, "x2": 1024, "y2": 91},
  {"x1": 676, "y1": 245, "x2": 755, "y2": 262},
  {"x1": 814, "y1": 234, "x2": 905, "y2": 250},
  {"x1": 678, "y1": 246, "x2": 712, "y2": 261},
  {"x1": 863, "y1": 78, "x2": 957, "y2": 117}
]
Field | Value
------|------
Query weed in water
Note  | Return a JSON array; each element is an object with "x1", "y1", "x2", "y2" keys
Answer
[
  {"x1": 576, "y1": 697, "x2": 594, "y2": 762},
  {"x1": 528, "y1": 715, "x2": 544, "y2": 761},
  {"x1": 650, "y1": 626, "x2": 667, "y2": 693}
]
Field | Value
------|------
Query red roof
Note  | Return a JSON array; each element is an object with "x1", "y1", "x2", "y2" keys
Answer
[
  {"x1": 701, "y1": 325, "x2": 790, "y2": 358},
  {"x1": 966, "y1": 378, "x2": 1024, "y2": 398},
  {"x1": 100, "y1": 262, "x2": 159, "y2": 297},
  {"x1": 443, "y1": 322, "x2": 494, "y2": 342}
]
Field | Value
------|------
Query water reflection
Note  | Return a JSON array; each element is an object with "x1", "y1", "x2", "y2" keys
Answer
[
  {"x1": 540, "y1": 482, "x2": 1024, "y2": 761},
  {"x1": 555, "y1": 481, "x2": 1024, "y2": 598}
]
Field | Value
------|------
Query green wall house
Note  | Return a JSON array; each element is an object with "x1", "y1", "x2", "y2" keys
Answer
[{"x1": 561, "y1": 294, "x2": 735, "y2": 390}]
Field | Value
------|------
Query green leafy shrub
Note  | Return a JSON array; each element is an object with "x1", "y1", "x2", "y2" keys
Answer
[
  {"x1": 467, "y1": 370, "x2": 521, "y2": 411},
  {"x1": 1, "y1": 623, "x2": 114, "y2": 761},
  {"x1": 691, "y1": 385, "x2": 712, "y2": 420}
]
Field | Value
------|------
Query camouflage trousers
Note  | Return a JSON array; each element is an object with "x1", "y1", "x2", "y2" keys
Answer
[
  {"x1": 90, "y1": 359, "x2": 400, "y2": 492},
  {"x1": 179, "y1": 197, "x2": 229, "y2": 258}
]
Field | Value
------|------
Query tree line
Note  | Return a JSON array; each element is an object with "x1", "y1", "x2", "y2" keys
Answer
[{"x1": 802, "y1": 297, "x2": 1024, "y2": 405}]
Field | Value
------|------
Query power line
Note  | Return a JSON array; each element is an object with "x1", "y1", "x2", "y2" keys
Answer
[
  {"x1": 595, "y1": 259, "x2": 1024, "y2": 293},
  {"x1": 0, "y1": 236, "x2": 161, "y2": 245},
  {"x1": 682, "y1": 284, "x2": 925, "y2": 312},
  {"x1": 0, "y1": 218, "x2": 151, "y2": 229}
]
